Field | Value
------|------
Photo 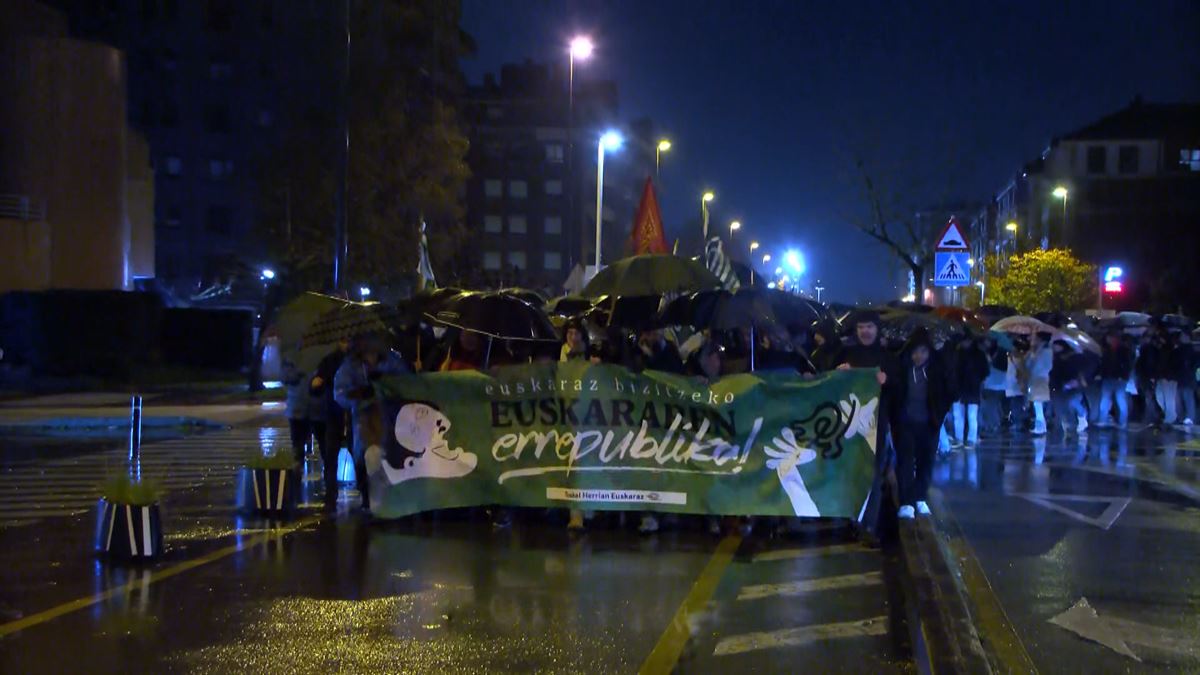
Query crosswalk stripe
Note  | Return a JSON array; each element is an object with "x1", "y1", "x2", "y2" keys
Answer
[
  {"x1": 737, "y1": 572, "x2": 882, "y2": 601},
  {"x1": 713, "y1": 616, "x2": 889, "y2": 656},
  {"x1": 0, "y1": 509, "x2": 90, "y2": 519},
  {"x1": 752, "y1": 544, "x2": 871, "y2": 562}
]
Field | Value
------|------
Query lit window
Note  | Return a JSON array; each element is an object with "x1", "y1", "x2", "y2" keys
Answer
[
  {"x1": 545, "y1": 144, "x2": 564, "y2": 163},
  {"x1": 484, "y1": 215, "x2": 502, "y2": 233},
  {"x1": 544, "y1": 216, "x2": 562, "y2": 234},
  {"x1": 544, "y1": 252, "x2": 562, "y2": 270},
  {"x1": 1180, "y1": 149, "x2": 1200, "y2": 172},
  {"x1": 508, "y1": 251, "x2": 526, "y2": 269},
  {"x1": 164, "y1": 156, "x2": 183, "y2": 176},
  {"x1": 484, "y1": 179, "x2": 502, "y2": 197},
  {"x1": 483, "y1": 251, "x2": 501, "y2": 270},
  {"x1": 508, "y1": 216, "x2": 527, "y2": 234},
  {"x1": 544, "y1": 180, "x2": 563, "y2": 195},
  {"x1": 509, "y1": 180, "x2": 528, "y2": 198}
]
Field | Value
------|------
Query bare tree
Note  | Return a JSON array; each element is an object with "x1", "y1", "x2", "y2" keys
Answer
[{"x1": 851, "y1": 155, "x2": 938, "y2": 297}]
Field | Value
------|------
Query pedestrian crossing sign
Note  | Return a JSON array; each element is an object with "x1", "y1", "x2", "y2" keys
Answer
[{"x1": 933, "y1": 251, "x2": 970, "y2": 287}]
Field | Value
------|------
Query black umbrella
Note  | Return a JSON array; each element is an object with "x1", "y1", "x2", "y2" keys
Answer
[
  {"x1": 500, "y1": 287, "x2": 547, "y2": 307},
  {"x1": 583, "y1": 295, "x2": 667, "y2": 331},
  {"x1": 545, "y1": 295, "x2": 594, "y2": 318},
  {"x1": 765, "y1": 290, "x2": 827, "y2": 330},
  {"x1": 400, "y1": 287, "x2": 466, "y2": 326},
  {"x1": 660, "y1": 289, "x2": 781, "y2": 370},
  {"x1": 428, "y1": 292, "x2": 558, "y2": 367}
]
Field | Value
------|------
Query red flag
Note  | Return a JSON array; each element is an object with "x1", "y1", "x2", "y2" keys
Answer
[{"x1": 626, "y1": 178, "x2": 669, "y2": 255}]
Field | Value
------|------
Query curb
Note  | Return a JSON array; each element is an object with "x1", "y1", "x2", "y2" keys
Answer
[
  {"x1": 898, "y1": 515, "x2": 993, "y2": 674},
  {"x1": 897, "y1": 489, "x2": 1040, "y2": 674}
]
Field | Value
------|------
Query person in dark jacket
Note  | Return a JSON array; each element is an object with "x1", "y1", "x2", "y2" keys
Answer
[
  {"x1": 1050, "y1": 340, "x2": 1089, "y2": 435},
  {"x1": 312, "y1": 339, "x2": 351, "y2": 511},
  {"x1": 1097, "y1": 331, "x2": 1134, "y2": 428},
  {"x1": 1169, "y1": 331, "x2": 1196, "y2": 427},
  {"x1": 810, "y1": 320, "x2": 846, "y2": 372},
  {"x1": 1155, "y1": 331, "x2": 1181, "y2": 426},
  {"x1": 892, "y1": 328, "x2": 951, "y2": 518},
  {"x1": 1136, "y1": 332, "x2": 1161, "y2": 424},
  {"x1": 837, "y1": 311, "x2": 897, "y2": 538},
  {"x1": 951, "y1": 335, "x2": 990, "y2": 447},
  {"x1": 634, "y1": 328, "x2": 685, "y2": 374}
]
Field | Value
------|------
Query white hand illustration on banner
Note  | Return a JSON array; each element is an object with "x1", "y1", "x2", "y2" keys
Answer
[
  {"x1": 839, "y1": 394, "x2": 879, "y2": 454},
  {"x1": 366, "y1": 402, "x2": 478, "y2": 486},
  {"x1": 763, "y1": 427, "x2": 820, "y2": 516}
]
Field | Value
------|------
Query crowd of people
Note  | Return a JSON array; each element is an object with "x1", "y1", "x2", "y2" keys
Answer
[{"x1": 278, "y1": 304, "x2": 1199, "y2": 541}]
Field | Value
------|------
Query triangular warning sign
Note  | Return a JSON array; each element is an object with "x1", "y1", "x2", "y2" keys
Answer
[
  {"x1": 936, "y1": 255, "x2": 967, "y2": 282},
  {"x1": 936, "y1": 217, "x2": 970, "y2": 250},
  {"x1": 1012, "y1": 493, "x2": 1130, "y2": 530}
]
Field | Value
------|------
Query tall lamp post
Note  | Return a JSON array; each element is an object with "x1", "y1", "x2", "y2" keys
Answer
[
  {"x1": 656, "y1": 139, "x2": 671, "y2": 178},
  {"x1": 594, "y1": 130, "x2": 623, "y2": 270},
  {"x1": 568, "y1": 36, "x2": 593, "y2": 266},
  {"x1": 729, "y1": 220, "x2": 741, "y2": 242},
  {"x1": 749, "y1": 241, "x2": 759, "y2": 284},
  {"x1": 1052, "y1": 185, "x2": 1069, "y2": 240},
  {"x1": 975, "y1": 280, "x2": 985, "y2": 306},
  {"x1": 701, "y1": 191, "x2": 714, "y2": 240}
]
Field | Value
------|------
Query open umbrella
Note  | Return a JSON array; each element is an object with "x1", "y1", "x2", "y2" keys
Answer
[
  {"x1": 545, "y1": 295, "x2": 594, "y2": 318},
  {"x1": 582, "y1": 295, "x2": 667, "y2": 331},
  {"x1": 428, "y1": 292, "x2": 558, "y2": 368},
  {"x1": 582, "y1": 254, "x2": 721, "y2": 299},
  {"x1": 977, "y1": 304, "x2": 1018, "y2": 326},
  {"x1": 878, "y1": 309, "x2": 961, "y2": 345},
  {"x1": 273, "y1": 292, "x2": 350, "y2": 354},
  {"x1": 934, "y1": 306, "x2": 988, "y2": 331},
  {"x1": 1054, "y1": 326, "x2": 1102, "y2": 355},
  {"x1": 660, "y1": 289, "x2": 780, "y2": 370},
  {"x1": 765, "y1": 290, "x2": 826, "y2": 330},
  {"x1": 991, "y1": 315, "x2": 1055, "y2": 335},
  {"x1": 500, "y1": 287, "x2": 547, "y2": 307}
]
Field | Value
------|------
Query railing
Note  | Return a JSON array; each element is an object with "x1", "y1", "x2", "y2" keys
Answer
[{"x1": 0, "y1": 194, "x2": 46, "y2": 221}]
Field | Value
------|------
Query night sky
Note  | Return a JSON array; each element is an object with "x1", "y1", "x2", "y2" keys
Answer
[{"x1": 462, "y1": 0, "x2": 1199, "y2": 302}]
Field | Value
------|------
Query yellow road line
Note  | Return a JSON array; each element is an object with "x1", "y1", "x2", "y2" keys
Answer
[
  {"x1": 713, "y1": 615, "x2": 889, "y2": 656},
  {"x1": 638, "y1": 534, "x2": 742, "y2": 675},
  {"x1": 931, "y1": 492, "x2": 1038, "y2": 673},
  {"x1": 0, "y1": 514, "x2": 322, "y2": 638}
]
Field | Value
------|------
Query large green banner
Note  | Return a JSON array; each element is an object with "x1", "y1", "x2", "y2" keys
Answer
[{"x1": 366, "y1": 362, "x2": 881, "y2": 519}]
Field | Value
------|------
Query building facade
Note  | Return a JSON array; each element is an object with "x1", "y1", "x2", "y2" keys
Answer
[
  {"x1": 974, "y1": 99, "x2": 1200, "y2": 312},
  {"x1": 48, "y1": 0, "x2": 337, "y2": 304},
  {"x1": 0, "y1": 0, "x2": 154, "y2": 293}
]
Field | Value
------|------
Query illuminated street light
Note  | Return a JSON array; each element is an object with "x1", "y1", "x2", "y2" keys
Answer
[
  {"x1": 784, "y1": 250, "x2": 806, "y2": 275},
  {"x1": 762, "y1": 254, "x2": 771, "y2": 265},
  {"x1": 774, "y1": 266, "x2": 783, "y2": 275},
  {"x1": 1006, "y1": 221, "x2": 1018, "y2": 232},
  {"x1": 359, "y1": 286, "x2": 371, "y2": 298},
  {"x1": 655, "y1": 139, "x2": 671, "y2": 176},
  {"x1": 1052, "y1": 186, "x2": 1069, "y2": 199},
  {"x1": 729, "y1": 220, "x2": 741, "y2": 241},
  {"x1": 260, "y1": 268, "x2": 276, "y2": 280},
  {"x1": 701, "y1": 191, "x2": 714, "y2": 239},
  {"x1": 749, "y1": 241, "x2": 759, "y2": 253},
  {"x1": 594, "y1": 130, "x2": 623, "y2": 269},
  {"x1": 569, "y1": 36, "x2": 594, "y2": 60},
  {"x1": 967, "y1": 257, "x2": 976, "y2": 267},
  {"x1": 975, "y1": 280, "x2": 985, "y2": 306}
]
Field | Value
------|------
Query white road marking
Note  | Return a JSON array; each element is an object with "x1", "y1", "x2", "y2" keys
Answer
[
  {"x1": 738, "y1": 571, "x2": 882, "y2": 601},
  {"x1": 752, "y1": 543, "x2": 869, "y2": 562},
  {"x1": 1011, "y1": 493, "x2": 1131, "y2": 530},
  {"x1": 714, "y1": 616, "x2": 888, "y2": 656}
]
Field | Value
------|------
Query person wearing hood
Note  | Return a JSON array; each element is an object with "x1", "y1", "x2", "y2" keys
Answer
[
  {"x1": 892, "y1": 329, "x2": 951, "y2": 519},
  {"x1": 810, "y1": 319, "x2": 845, "y2": 372},
  {"x1": 1050, "y1": 339, "x2": 1089, "y2": 435}
]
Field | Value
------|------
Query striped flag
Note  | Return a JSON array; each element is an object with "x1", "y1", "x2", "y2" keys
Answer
[
  {"x1": 704, "y1": 237, "x2": 741, "y2": 292},
  {"x1": 417, "y1": 220, "x2": 437, "y2": 291}
]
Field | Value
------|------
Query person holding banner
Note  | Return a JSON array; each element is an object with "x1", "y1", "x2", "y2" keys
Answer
[{"x1": 838, "y1": 311, "x2": 896, "y2": 542}]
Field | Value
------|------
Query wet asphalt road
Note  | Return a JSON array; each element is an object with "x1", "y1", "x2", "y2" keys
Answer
[
  {"x1": 933, "y1": 426, "x2": 1200, "y2": 672},
  {"x1": 0, "y1": 421, "x2": 913, "y2": 674}
]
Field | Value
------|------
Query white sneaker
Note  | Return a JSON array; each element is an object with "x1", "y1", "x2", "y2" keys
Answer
[
  {"x1": 897, "y1": 505, "x2": 916, "y2": 520},
  {"x1": 638, "y1": 514, "x2": 660, "y2": 534},
  {"x1": 915, "y1": 501, "x2": 931, "y2": 515}
]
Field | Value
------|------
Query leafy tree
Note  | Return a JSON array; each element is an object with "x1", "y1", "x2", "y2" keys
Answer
[
  {"x1": 255, "y1": 0, "x2": 472, "y2": 293},
  {"x1": 987, "y1": 248, "x2": 1096, "y2": 314}
]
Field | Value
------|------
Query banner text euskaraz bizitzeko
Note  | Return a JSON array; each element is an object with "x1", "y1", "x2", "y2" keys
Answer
[{"x1": 364, "y1": 362, "x2": 880, "y2": 519}]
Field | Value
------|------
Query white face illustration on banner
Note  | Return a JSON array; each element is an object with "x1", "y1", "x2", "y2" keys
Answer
[{"x1": 365, "y1": 403, "x2": 478, "y2": 486}]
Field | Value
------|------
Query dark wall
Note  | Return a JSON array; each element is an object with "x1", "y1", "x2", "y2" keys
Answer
[
  {"x1": 0, "y1": 290, "x2": 162, "y2": 378},
  {"x1": 161, "y1": 308, "x2": 252, "y2": 370}
]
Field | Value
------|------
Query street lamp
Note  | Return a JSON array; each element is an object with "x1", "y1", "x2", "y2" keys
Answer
[
  {"x1": 701, "y1": 191, "x2": 714, "y2": 239},
  {"x1": 975, "y1": 280, "x2": 985, "y2": 306},
  {"x1": 784, "y1": 249, "x2": 805, "y2": 275},
  {"x1": 1053, "y1": 185, "x2": 1069, "y2": 235},
  {"x1": 762, "y1": 253, "x2": 771, "y2": 265},
  {"x1": 1005, "y1": 221, "x2": 1018, "y2": 232},
  {"x1": 568, "y1": 36, "x2": 593, "y2": 265},
  {"x1": 749, "y1": 241, "x2": 759, "y2": 254},
  {"x1": 359, "y1": 286, "x2": 371, "y2": 299},
  {"x1": 260, "y1": 268, "x2": 275, "y2": 281},
  {"x1": 729, "y1": 220, "x2": 741, "y2": 241},
  {"x1": 656, "y1": 139, "x2": 671, "y2": 177},
  {"x1": 594, "y1": 130, "x2": 623, "y2": 270},
  {"x1": 814, "y1": 282, "x2": 825, "y2": 303}
]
